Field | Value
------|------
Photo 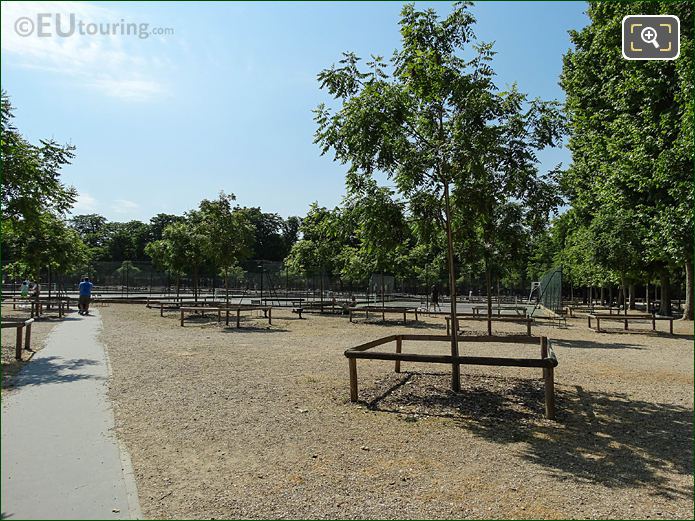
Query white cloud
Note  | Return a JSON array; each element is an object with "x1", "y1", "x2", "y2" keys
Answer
[
  {"x1": 1, "y1": 1, "x2": 172, "y2": 101},
  {"x1": 72, "y1": 191, "x2": 98, "y2": 213},
  {"x1": 111, "y1": 199, "x2": 139, "y2": 214}
]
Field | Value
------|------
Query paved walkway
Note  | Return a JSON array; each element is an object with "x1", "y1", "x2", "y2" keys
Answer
[{"x1": 1, "y1": 309, "x2": 141, "y2": 520}]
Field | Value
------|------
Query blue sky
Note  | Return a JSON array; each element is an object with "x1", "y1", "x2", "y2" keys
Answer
[{"x1": 1, "y1": 1, "x2": 589, "y2": 222}]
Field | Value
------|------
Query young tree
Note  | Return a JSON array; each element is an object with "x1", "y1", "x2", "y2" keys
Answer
[
  {"x1": 285, "y1": 204, "x2": 344, "y2": 307},
  {"x1": 199, "y1": 192, "x2": 254, "y2": 306},
  {"x1": 314, "y1": 3, "x2": 563, "y2": 389}
]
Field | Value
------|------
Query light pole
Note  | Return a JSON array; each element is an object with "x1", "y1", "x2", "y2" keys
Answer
[{"x1": 258, "y1": 261, "x2": 264, "y2": 302}]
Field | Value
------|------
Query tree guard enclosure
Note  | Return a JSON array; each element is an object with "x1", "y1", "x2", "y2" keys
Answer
[{"x1": 345, "y1": 334, "x2": 559, "y2": 419}]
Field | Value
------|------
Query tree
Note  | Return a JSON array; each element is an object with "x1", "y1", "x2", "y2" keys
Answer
[
  {"x1": 70, "y1": 214, "x2": 111, "y2": 261},
  {"x1": 4, "y1": 213, "x2": 89, "y2": 290},
  {"x1": 314, "y1": 2, "x2": 563, "y2": 389},
  {"x1": 561, "y1": 1, "x2": 693, "y2": 318},
  {"x1": 198, "y1": 192, "x2": 254, "y2": 305},
  {"x1": 114, "y1": 260, "x2": 141, "y2": 296},
  {"x1": 148, "y1": 213, "x2": 184, "y2": 243},
  {"x1": 1, "y1": 92, "x2": 77, "y2": 225},
  {"x1": 344, "y1": 180, "x2": 408, "y2": 307},
  {"x1": 107, "y1": 221, "x2": 151, "y2": 261},
  {"x1": 285, "y1": 204, "x2": 345, "y2": 306}
]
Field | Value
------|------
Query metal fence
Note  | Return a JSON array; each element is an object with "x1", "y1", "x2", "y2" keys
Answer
[{"x1": 2, "y1": 258, "x2": 532, "y2": 302}]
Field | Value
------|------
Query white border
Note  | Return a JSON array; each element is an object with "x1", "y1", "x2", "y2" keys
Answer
[{"x1": 622, "y1": 15, "x2": 680, "y2": 61}]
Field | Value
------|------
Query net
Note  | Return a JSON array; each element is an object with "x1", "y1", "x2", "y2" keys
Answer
[{"x1": 532, "y1": 267, "x2": 562, "y2": 316}]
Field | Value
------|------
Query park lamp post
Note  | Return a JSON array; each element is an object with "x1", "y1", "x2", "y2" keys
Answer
[{"x1": 258, "y1": 261, "x2": 264, "y2": 302}]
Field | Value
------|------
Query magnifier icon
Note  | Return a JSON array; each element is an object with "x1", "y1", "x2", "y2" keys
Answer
[{"x1": 641, "y1": 26, "x2": 660, "y2": 48}]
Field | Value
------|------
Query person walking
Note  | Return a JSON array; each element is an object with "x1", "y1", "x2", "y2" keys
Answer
[
  {"x1": 78, "y1": 277, "x2": 93, "y2": 316},
  {"x1": 430, "y1": 284, "x2": 441, "y2": 312}
]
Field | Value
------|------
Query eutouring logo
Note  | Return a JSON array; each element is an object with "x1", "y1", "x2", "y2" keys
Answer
[{"x1": 14, "y1": 13, "x2": 174, "y2": 39}]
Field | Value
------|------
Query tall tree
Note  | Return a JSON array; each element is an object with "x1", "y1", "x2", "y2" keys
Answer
[{"x1": 561, "y1": 1, "x2": 693, "y2": 318}]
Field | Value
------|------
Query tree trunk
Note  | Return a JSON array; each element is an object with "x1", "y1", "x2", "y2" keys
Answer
[
  {"x1": 443, "y1": 183, "x2": 460, "y2": 392},
  {"x1": 682, "y1": 260, "x2": 693, "y2": 320},
  {"x1": 658, "y1": 271, "x2": 672, "y2": 316},
  {"x1": 381, "y1": 271, "x2": 385, "y2": 313},
  {"x1": 486, "y1": 263, "x2": 493, "y2": 336}
]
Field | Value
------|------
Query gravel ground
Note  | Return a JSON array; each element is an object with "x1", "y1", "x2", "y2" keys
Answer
[
  {"x1": 1, "y1": 306, "x2": 63, "y2": 393},
  {"x1": 100, "y1": 304, "x2": 693, "y2": 519}
]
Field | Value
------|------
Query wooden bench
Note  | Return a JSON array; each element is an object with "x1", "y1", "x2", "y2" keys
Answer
[
  {"x1": 444, "y1": 315, "x2": 533, "y2": 336},
  {"x1": 567, "y1": 305, "x2": 622, "y2": 318},
  {"x1": 1, "y1": 318, "x2": 35, "y2": 360},
  {"x1": 348, "y1": 306, "x2": 419, "y2": 324},
  {"x1": 179, "y1": 305, "x2": 273, "y2": 328},
  {"x1": 3, "y1": 297, "x2": 69, "y2": 318},
  {"x1": 222, "y1": 305, "x2": 272, "y2": 328},
  {"x1": 179, "y1": 306, "x2": 222, "y2": 326},
  {"x1": 587, "y1": 313, "x2": 674, "y2": 334},
  {"x1": 471, "y1": 305, "x2": 528, "y2": 317},
  {"x1": 344, "y1": 334, "x2": 558, "y2": 419}
]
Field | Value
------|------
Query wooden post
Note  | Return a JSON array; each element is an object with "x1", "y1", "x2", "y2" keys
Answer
[
  {"x1": 652, "y1": 315, "x2": 656, "y2": 331},
  {"x1": 624, "y1": 318, "x2": 628, "y2": 330},
  {"x1": 180, "y1": 309, "x2": 184, "y2": 327},
  {"x1": 544, "y1": 365, "x2": 556, "y2": 420},
  {"x1": 25, "y1": 322, "x2": 32, "y2": 351},
  {"x1": 349, "y1": 309, "x2": 353, "y2": 323},
  {"x1": 268, "y1": 308, "x2": 272, "y2": 325},
  {"x1": 236, "y1": 309, "x2": 241, "y2": 328},
  {"x1": 540, "y1": 336, "x2": 548, "y2": 359},
  {"x1": 15, "y1": 326, "x2": 23, "y2": 360},
  {"x1": 161, "y1": 304, "x2": 164, "y2": 317},
  {"x1": 446, "y1": 316, "x2": 450, "y2": 336},
  {"x1": 526, "y1": 319, "x2": 531, "y2": 336},
  {"x1": 587, "y1": 315, "x2": 591, "y2": 329},
  {"x1": 349, "y1": 358, "x2": 358, "y2": 402},
  {"x1": 217, "y1": 309, "x2": 221, "y2": 323},
  {"x1": 403, "y1": 311, "x2": 406, "y2": 325},
  {"x1": 226, "y1": 309, "x2": 230, "y2": 326},
  {"x1": 669, "y1": 318, "x2": 673, "y2": 335},
  {"x1": 395, "y1": 337, "x2": 402, "y2": 373},
  {"x1": 596, "y1": 317, "x2": 601, "y2": 333}
]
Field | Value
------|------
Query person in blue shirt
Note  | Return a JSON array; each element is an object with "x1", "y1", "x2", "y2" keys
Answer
[{"x1": 78, "y1": 276, "x2": 93, "y2": 316}]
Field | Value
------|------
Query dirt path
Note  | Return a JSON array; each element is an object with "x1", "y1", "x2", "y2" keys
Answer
[{"x1": 100, "y1": 304, "x2": 693, "y2": 519}]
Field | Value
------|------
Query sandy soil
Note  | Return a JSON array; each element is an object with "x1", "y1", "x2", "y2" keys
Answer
[
  {"x1": 100, "y1": 304, "x2": 693, "y2": 519},
  {"x1": 1, "y1": 305, "x2": 63, "y2": 393}
]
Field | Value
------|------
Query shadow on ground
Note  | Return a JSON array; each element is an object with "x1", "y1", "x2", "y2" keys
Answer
[
  {"x1": 220, "y1": 326, "x2": 290, "y2": 333},
  {"x1": 4, "y1": 356, "x2": 102, "y2": 389},
  {"x1": 360, "y1": 371, "x2": 692, "y2": 497},
  {"x1": 353, "y1": 319, "x2": 447, "y2": 331},
  {"x1": 552, "y1": 339, "x2": 644, "y2": 350}
]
